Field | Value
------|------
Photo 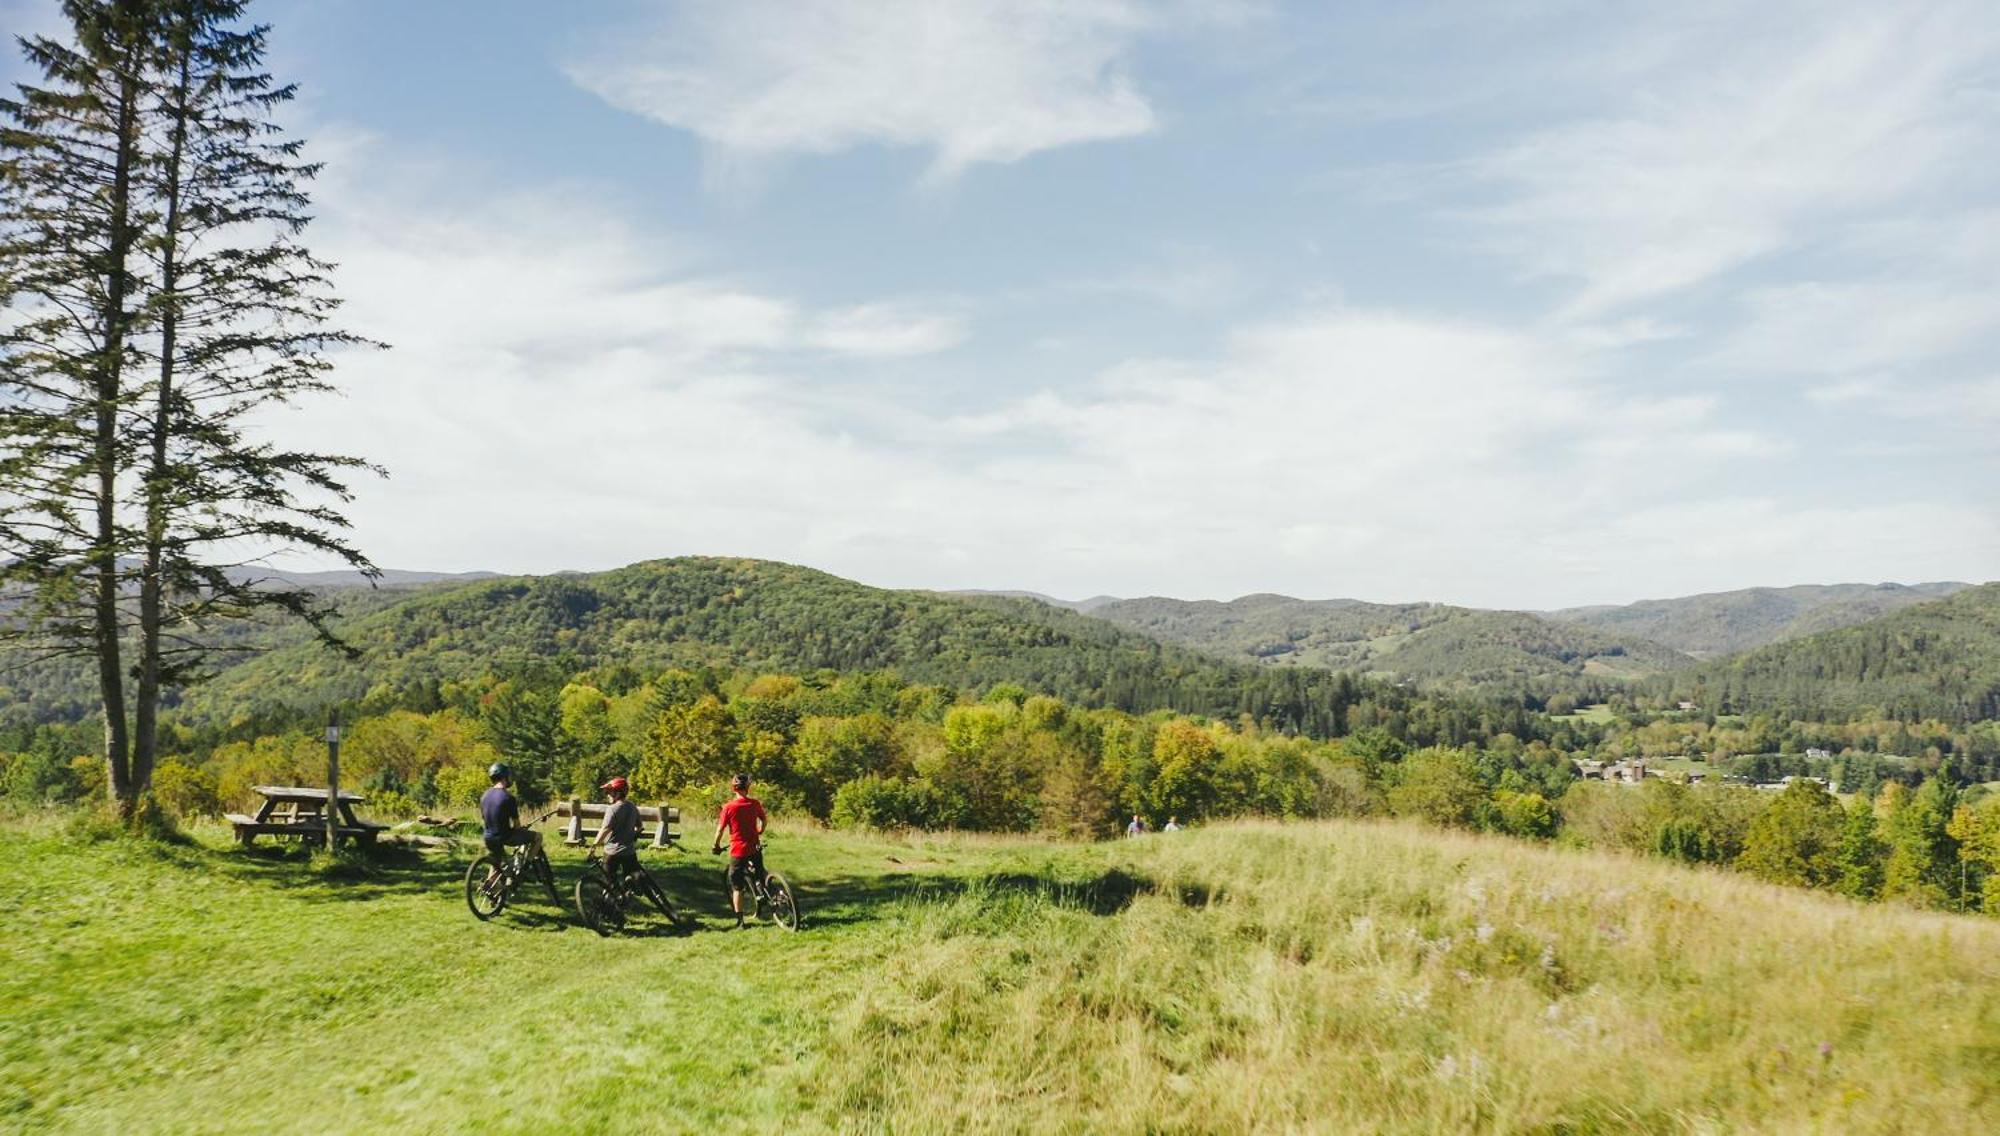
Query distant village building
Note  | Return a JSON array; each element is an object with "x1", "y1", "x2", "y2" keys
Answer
[
  {"x1": 1676, "y1": 701, "x2": 1698, "y2": 712},
  {"x1": 1574, "y1": 759, "x2": 1654, "y2": 784},
  {"x1": 1805, "y1": 747, "x2": 1832, "y2": 760}
]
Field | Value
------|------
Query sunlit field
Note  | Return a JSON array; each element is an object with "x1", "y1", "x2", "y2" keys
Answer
[{"x1": 4, "y1": 812, "x2": 1996, "y2": 1134}]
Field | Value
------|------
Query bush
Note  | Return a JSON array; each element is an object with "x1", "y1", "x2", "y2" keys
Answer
[
  {"x1": 1387, "y1": 747, "x2": 1489, "y2": 829},
  {"x1": 434, "y1": 763, "x2": 491, "y2": 811},
  {"x1": 1492, "y1": 790, "x2": 1556, "y2": 839},
  {"x1": 152, "y1": 761, "x2": 222, "y2": 821},
  {"x1": 831, "y1": 775, "x2": 949, "y2": 830},
  {"x1": 366, "y1": 789, "x2": 420, "y2": 821},
  {"x1": 5, "y1": 747, "x2": 88, "y2": 802}
]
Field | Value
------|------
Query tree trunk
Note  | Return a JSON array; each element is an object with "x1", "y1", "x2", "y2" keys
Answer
[
  {"x1": 133, "y1": 36, "x2": 194, "y2": 799},
  {"x1": 94, "y1": 15, "x2": 145, "y2": 812}
]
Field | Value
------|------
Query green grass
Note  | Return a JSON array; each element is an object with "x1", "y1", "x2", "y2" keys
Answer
[
  {"x1": 4, "y1": 813, "x2": 1997, "y2": 1133},
  {"x1": 1553, "y1": 703, "x2": 1619, "y2": 724}
]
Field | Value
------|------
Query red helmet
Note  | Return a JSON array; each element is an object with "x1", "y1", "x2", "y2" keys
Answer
[{"x1": 601, "y1": 777, "x2": 629, "y2": 794}]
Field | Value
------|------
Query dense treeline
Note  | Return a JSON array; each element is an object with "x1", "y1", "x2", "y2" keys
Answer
[{"x1": 6, "y1": 661, "x2": 1996, "y2": 915}]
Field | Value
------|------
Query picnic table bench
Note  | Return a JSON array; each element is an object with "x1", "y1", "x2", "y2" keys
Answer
[
  {"x1": 226, "y1": 786, "x2": 389, "y2": 847},
  {"x1": 554, "y1": 798, "x2": 680, "y2": 849}
]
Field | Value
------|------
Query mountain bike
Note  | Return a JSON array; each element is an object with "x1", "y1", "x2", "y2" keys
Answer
[
  {"x1": 575, "y1": 848, "x2": 679, "y2": 935},
  {"x1": 465, "y1": 812, "x2": 559, "y2": 920},
  {"x1": 714, "y1": 845, "x2": 801, "y2": 931}
]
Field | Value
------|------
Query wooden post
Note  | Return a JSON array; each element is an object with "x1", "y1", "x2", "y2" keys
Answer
[{"x1": 325, "y1": 711, "x2": 342, "y2": 849}]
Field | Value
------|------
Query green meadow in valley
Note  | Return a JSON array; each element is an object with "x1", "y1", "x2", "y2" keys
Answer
[{"x1": 5, "y1": 811, "x2": 1996, "y2": 1134}]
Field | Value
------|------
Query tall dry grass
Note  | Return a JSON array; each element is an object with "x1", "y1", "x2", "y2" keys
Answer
[{"x1": 808, "y1": 820, "x2": 2000, "y2": 1133}]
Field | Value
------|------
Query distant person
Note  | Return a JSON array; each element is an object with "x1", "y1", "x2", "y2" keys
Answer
[
  {"x1": 479, "y1": 763, "x2": 541, "y2": 881},
  {"x1": 591, "y1": 777, "x2": 641, "y2": 889},
  {"x1": 1163, "y1": 816, "x2": 1182, "y2": 833},
  {"x1": 1127, "y1": 814, "x2": 1148, "y2": 838},
  {"x1": 711, "y1": 773, "x2": 768, "y2": 930}
]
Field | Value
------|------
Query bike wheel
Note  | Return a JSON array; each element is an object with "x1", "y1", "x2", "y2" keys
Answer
[
  {"x1": 575, "y1": 874, "x2": 621, "y2": 936},
  {"x1": 465, "y1": 856, "x2": 507, "y2": 921},
  {"x1": 764, "y1": 872, "x2": 800, "y2": 931}
]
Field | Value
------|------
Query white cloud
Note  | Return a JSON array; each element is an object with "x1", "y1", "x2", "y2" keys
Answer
[
  {"x1": 1712, "y1": 280, "x2": 1998, "y2": 377},
  {"x1": 282, "y1": 146, "x2": 1991, "y2": 605},
  {"x1": 806, "y1": 303, "x2": 969, "y2": 357},
  {"x1": 1470, "y1": 1, "x2": 2000, "y2": 316},
  {"x1": 567, "y1": 0, "x2": 1159, "y2": 179}
]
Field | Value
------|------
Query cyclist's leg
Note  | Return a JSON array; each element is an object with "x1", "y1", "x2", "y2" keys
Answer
[
  {"x1": 610, "y1": 850, "x2": 641, "y2": 895},
  {"x1": 727, "y1": 855, "x2": 751, "y2": 923},
  {"x1": 482, "y1": 836, "x2": 506, "y2": 883}
]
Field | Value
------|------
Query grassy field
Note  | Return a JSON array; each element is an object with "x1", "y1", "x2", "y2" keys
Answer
[
  {"x1": 1552, "y1": 703, "x2": 1620, "y2": 725},
  {"x1": 4, "y1": 813, "x2": 1998, "y2": 1134}
]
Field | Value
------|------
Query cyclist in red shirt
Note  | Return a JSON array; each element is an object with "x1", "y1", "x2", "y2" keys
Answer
[{"x1": 711, "y1": 773, "x2": 768, "y2": 929}]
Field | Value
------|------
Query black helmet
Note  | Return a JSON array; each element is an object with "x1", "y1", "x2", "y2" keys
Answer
[
  {"x1": 488, "y1": 762, "x2": 512, "y2": 782},
  {"x1": 730, "y1": 773, "x2": 750, "y2": 791}
]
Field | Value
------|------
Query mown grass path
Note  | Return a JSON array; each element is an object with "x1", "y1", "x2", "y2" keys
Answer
[{"x1": 4, "y1": 816, "x2": 1997, "y2": 1133}]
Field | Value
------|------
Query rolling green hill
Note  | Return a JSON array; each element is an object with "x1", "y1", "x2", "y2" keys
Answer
[
  {"x1": 1654, "y1": 582, "x2": 2000, "y2": 723},
  {"x1": 1549, "y1": 581, "x2": 1971, "y2": 659},
  {"x1": 5, "y1": 814, "x2": 1995, "y2": 1132},
  {"x1": 159, "y1": 558, "x2": 1376, "y2": 733},
  {"x1": 1084, "y1": 594, "x2": 1692, "y2": 692}
]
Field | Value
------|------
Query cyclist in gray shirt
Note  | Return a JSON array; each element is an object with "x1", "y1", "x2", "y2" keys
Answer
[{"x1": 592, "y1": 776, "x2": 642, "y2": 887}]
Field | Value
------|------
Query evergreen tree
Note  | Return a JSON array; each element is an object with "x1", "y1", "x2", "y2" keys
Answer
[
  {"x1": 1, "y1": 0, "x2": 378, "y2": 811},
  {"x1": 1, "y1": 0, "x2": 156, "y2": 806},
  {"x1": 129, "y1": 0, "x2": 377, "y2": 791}
]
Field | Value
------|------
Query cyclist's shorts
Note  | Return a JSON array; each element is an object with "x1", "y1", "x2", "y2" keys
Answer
[
  {"x1": 607, "y1": 849, "x2": 641, "y2": 885},
  {"x1": 728, "y1": 849, "x2": 765, "y2": 890},
  {"x1": 483, "y1": 829, "x2": 533, "y2": 858}
]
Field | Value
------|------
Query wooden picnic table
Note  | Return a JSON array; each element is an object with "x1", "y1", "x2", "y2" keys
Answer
[{"x1": 226, "y1": 785, "x2": 388, "y2": 847}]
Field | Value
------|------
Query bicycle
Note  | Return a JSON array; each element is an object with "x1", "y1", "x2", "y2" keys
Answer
[
  {"x1": 713, "y1": 844, "x2": 801, "y2": 932},
  {"x1": 575, "y1": 848, "x2": 679, "y2": 935},
  {"x1": 465, "y1": 811, "x2": 559, "y2": 920}
]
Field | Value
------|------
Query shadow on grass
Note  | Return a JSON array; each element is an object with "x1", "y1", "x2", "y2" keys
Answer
[
  {"x1": 644, "y1": 857, "x2": 1182, "y2": 932},
  {"x1": 199, "y1": 837, "x2": 1192, "y2": 936}
]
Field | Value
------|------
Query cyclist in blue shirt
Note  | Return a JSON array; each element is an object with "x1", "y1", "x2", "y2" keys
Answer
[{"x1": 479, "y1": 763, "x2": 542, "y2": 882}]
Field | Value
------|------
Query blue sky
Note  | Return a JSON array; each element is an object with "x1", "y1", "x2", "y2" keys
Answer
[{"x1": 7, "y1": 0, "x2": 1998, "y2": 606}]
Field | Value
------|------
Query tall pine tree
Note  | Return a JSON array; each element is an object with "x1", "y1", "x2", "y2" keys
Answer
[
  {"x1": 1, "y1": 0, "x2": 155, "y2": 804},
  {"x1": 130, "y1": 0, "x2": 378, "y2": 790},
  {"x1": 1, "y1": 0, "x2": 379, "y2": 813}
]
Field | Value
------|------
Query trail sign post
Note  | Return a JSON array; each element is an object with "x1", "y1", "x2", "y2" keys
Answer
[{"x1": 325, "y1": 712, "x2": 342, "y2": 849}]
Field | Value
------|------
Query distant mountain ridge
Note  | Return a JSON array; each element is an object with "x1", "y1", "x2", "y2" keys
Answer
[
  {"x1": 1547, "y1": 581, "x2": 1971, "y2": 658},
  {"x1": 1079, "y1": 594, "x2": 1693, "y2": 693},
  {"x1": 1653, "y1": 582, "x2": 2000, "y2": 724}
]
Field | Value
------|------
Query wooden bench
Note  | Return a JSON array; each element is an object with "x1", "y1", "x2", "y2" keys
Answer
[{"x1": 554, "y1": 799, "x2": 679, "y2": 849}]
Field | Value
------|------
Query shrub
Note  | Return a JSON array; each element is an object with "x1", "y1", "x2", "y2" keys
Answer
[
  {"x1": 830, "y1": 775, "x2": 949, "y2": 830},
  {"x1": 366, "y1": 789, "x2": 420, "y2": 821},
  {"x1": 1387, "y1": 747, "x2": 1488, "y2": 829},
  {"x1": 1492, "y1": 790, "x2": 1556, "y2": 839},
  {"x1": 5, "y1": 746, "x2": 87, "y2": 802},
  {"x1": 151, "y1": 761, "x2": 222, "y2": 821},
  {"x1": 434, "y1": 762, "x2": 491, "y2": 811}
]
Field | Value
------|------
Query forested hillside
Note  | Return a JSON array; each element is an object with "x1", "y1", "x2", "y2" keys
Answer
[
  {"x1": 1084, "y1": 594, "x2": 1691, "y2": 696},
  {"x1": 139, "y1": 558, "x2": 1525, "y2": 741},
  {"x1": 1550, "y1": 581, "x2": 1970, "y2": 658},
  {"x1": 1652, "y1": 583, "x2": 2000, "y2": 724}
]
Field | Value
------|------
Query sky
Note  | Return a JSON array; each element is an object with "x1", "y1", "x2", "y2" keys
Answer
[{"x1": 5, "y1": 0, "x2": 1998, "y2": 608}]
